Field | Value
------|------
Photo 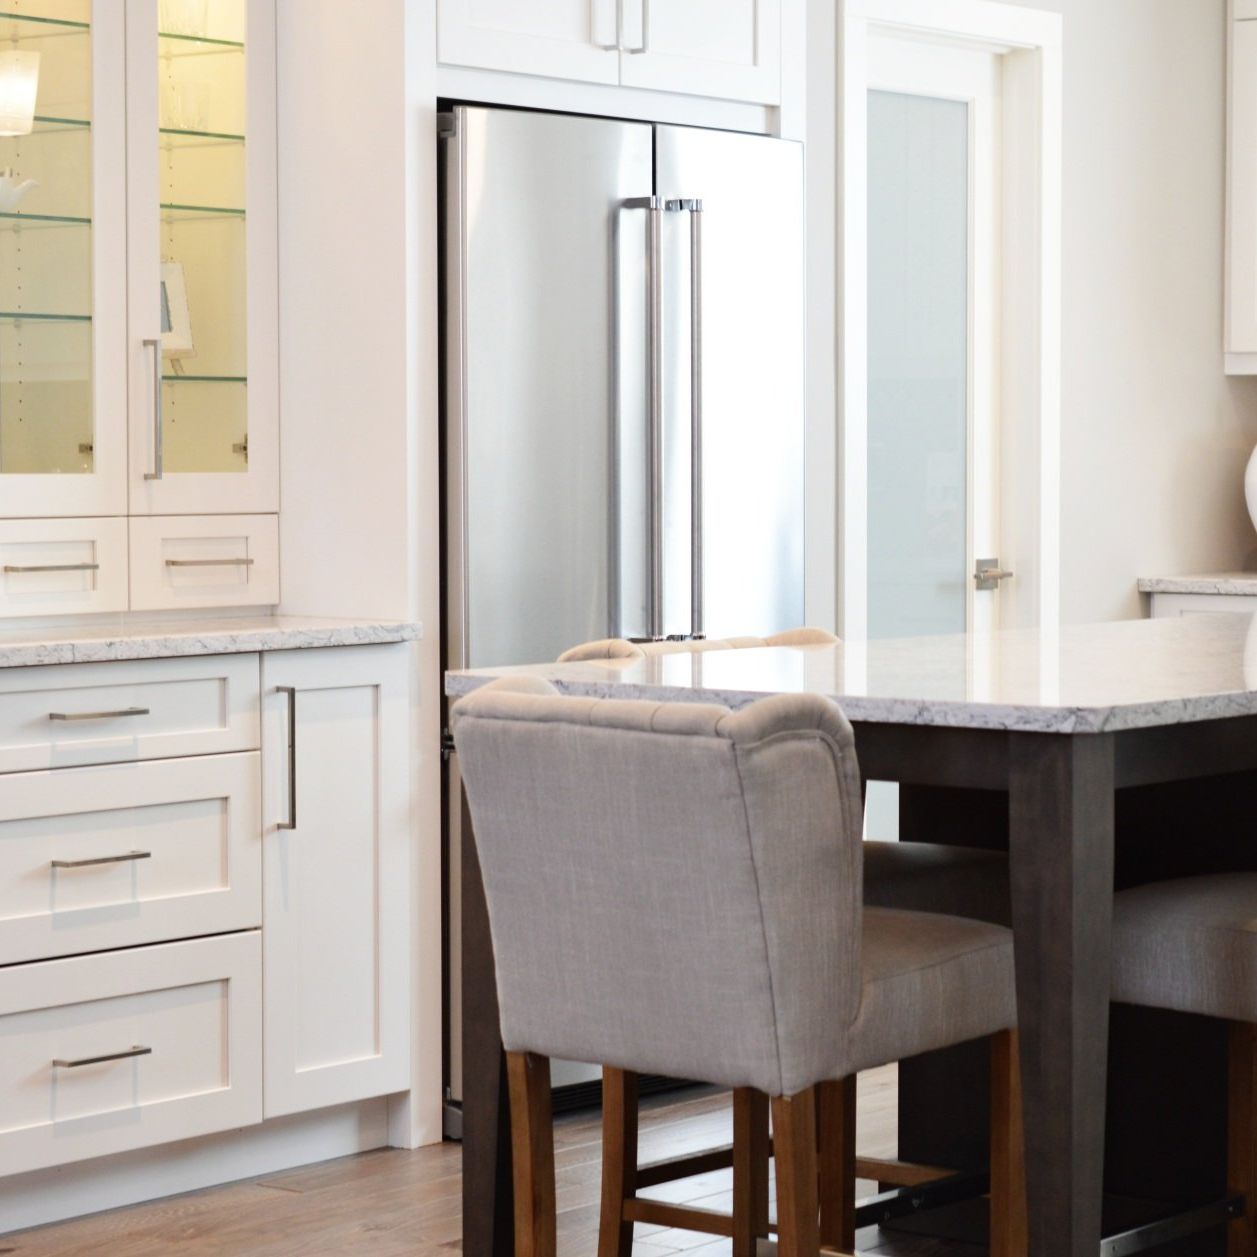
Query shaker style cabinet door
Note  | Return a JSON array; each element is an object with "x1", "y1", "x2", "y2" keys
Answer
[
  {"x1": 437, "y1": 0, "x2": 621, "y2": 84},
  {"x1": 260, "y1": 645, "x2": 412, "y2": 1118},
  {"x1": 617, "y1": 0, "x2": 781, "y2": 104},
  {"x1": 0, "y1": 1, "x2": 127, "y2": 518},
  {"x1": 125, "y1": 0, "x2": 278, "y2": 514}
]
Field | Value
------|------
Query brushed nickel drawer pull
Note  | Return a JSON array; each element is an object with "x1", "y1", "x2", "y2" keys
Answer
[
  {"x1": 51, "y1": 851, "x2": 152, "y2": 869},
  {"x1": 4, "y1": 563, "x2": 100, "y2": 574},
  {"x1": 165, "y1": 558, "x2": 255, "y2": 568},
  {"x1": 53, "y1": 1045, "x2": 152, "y2": 1069},
  {"x1": 49, "y1": 707, "x2": 150, "y2": 722}
]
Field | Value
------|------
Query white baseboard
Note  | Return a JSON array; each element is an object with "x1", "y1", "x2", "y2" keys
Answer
[{"x1": 0, "y1": 1098, "x2": 391, "y2": 1237}]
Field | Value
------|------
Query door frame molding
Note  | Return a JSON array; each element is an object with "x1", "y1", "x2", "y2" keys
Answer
[{"x1": 836, "y1": 0, "x2": 1062, "y2": 638}]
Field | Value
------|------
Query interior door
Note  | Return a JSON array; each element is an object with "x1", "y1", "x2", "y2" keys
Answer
[
  {"x1": 864, "y1": 36, "x2": 1004, "y2": 643},
  {"x1": 437, "y1": 0, "x2": 620, "y2": 84},
  {"x1": 618, "y1": 0, "x2": 781, "y2": 105}
]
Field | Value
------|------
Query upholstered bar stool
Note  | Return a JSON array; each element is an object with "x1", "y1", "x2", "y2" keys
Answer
[
  {"x1": 561, "y1": 632, "x2": 1012, "y2": 1200},
  {"x1": 1113, "y1": 873, "x2": 1257, "y2": 1254},
  {"x1": 452, "y1": 676, "x2": 1027, "y2": 1256}
]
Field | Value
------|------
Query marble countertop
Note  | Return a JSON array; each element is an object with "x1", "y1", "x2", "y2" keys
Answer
[
  {"x1": 446, "y1": 613, "x2": 1257, "y2": 734},
  {"x1": 0, "y1": 615, "x2": 421, "y2": 668},
  {"x1": 1138, "y1": 573, "x2": 1257, "y2": 595}
]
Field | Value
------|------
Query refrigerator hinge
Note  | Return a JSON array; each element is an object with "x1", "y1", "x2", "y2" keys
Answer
[
  {"x1": 441, "y1": 729, "x2": 456, "y2": 761},
  {"x1": 438, "y1": 112, "x2": 457, "y2": 140}
]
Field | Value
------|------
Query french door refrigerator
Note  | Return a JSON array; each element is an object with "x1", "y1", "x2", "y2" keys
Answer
[{"x1": 441, "y1": 105, "x2": 804, "y2": 1121}]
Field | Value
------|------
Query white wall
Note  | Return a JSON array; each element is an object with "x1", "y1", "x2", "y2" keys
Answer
[{"x1": 994, "y1": 0, "x2": 1257, "y2": 623}]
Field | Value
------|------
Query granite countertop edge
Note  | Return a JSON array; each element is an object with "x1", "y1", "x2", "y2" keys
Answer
[{"x1": 0, "y1": 617, "x2": 423, "y2": 669}]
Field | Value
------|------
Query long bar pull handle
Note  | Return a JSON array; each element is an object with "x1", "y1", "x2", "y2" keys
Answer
[
  {"x1": 4, "y1": 563, "x2": 100, "y2": 574},
  {"x1": 276, "y1": 685, "x2": 297, "y2": 831},
  {"x1": 143, "y1": 337, "x2": 163, "y2": 481},
  {"x1": 686, "y1": 201, "x2": 704, "y2": 639},
  {"x1": 625, "y1": 0, "x2": 649, "y2": 53},
  {"x1": 594, "y1": 0, "x2": 622, "y2": 49},
  {"x1": 54, "y1": 1046, "x2": 152, "y2": 1069},
  {"x1": 165, "y1": 558, "x2": 255, "y2": 568},
  {"x1": 52, "y1": 851, "x2": 152, "y2": 869},
  {"x1": 624, "y1": 196, "x2": 665, "y2": 639},
  {"x1": 49, "y1": 707, "x2": 150, "y2": 722}
]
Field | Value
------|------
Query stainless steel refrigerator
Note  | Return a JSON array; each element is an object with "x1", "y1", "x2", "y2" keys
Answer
[{"x1": 441, "y1": 105, "x2": 805, "y2": 1120}]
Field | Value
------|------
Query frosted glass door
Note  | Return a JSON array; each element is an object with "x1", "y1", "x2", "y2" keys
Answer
[
  {"x1": 866, "y1": 89, "x2": 969, "y2": 641},
  {"x1": 127, "y1": 0, "x2": 277, "y2": 515},
  {"x1": 0, "y1": 1, "x2": 126, "y2": 518}
]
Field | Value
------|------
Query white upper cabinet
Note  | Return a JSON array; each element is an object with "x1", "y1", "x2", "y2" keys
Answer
[
  {"x1": 618, "y1": 0, "x2": 781, "y2": 105},
  {"x1": 438, "y1": 0, "x2": 620, "y2": 84},
  {"x1": 127, "y1": 0, "x2": 278, "y2": 514},
  {"x1": 437, "y1": 0, "x2": 782, "y2": 105},
  {"x1": 1228, "y1": 10, "x2": 1257, "y2": 370},
  {"x1": 0, "y1": 2, "x2": 127, "y2": 519}
]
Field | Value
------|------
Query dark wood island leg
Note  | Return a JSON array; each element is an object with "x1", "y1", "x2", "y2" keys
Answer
[
  {"x1": 1009, "y1": 732, "x2": 1115, "y2": 1257},
  {"x1": 462, "y1": 798, "x2": 516, "y2": 1256}
]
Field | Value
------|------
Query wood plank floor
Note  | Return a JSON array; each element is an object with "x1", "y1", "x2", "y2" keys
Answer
[{"x1": 2, "y1": 1066, "x2": 981, "y2": 1256}]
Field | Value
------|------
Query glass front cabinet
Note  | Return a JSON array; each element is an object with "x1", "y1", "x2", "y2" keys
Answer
[{"x1": 0, "y1": 0, "x2": 277, "y2": 617}]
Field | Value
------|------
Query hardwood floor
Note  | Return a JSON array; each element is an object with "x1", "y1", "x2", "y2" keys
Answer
[{"x1": 2, "y1": 1066, "x2": 980, "y2": 1256}]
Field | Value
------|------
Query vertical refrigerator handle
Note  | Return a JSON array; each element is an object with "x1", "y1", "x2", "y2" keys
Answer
[
  {"x1": 625, "y1": 196, "x2": 665, "y2": 640},
  {"x1": 668, "y1": 198, "x2": 705, "y2": 640}
]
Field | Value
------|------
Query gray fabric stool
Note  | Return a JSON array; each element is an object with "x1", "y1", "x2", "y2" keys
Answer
[
  {"x1": 1114, "y1": 873, "x2": 1257, "y2": 1255},
  {"x1": 453, "y1": 676, "x2": 1027, "y2": 1256}
]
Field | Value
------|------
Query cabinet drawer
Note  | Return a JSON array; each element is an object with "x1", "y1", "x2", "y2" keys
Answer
[
  {"x1": 0, "y1": 519, "x2": 128, "y2": 619},
  {"x1": 0, "y1": 753, "x2": 260, "y2": 966},
  {"x1": 130, "y1": 515, "x2": 279, "y2": 612},
  {"x1": 0, "y1": 932, "x2": 261, "y2": 1175},
  {"x1": 0, "y1": 654, "x2": 259, "y2": 774}
]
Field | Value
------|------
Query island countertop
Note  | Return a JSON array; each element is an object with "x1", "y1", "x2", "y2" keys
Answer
[
  {"x1": 0, "y1": 614, "x2": 422, "y2": 669},
  {"x1": 1137, "y1": 572, "x2": 1257, "y2": 595},
  {"x1": 446, "y1": 612, "x2": 1257, "y2": 734}
]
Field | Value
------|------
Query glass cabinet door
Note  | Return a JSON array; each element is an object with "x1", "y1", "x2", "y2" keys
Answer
[
  {"x1": 128, "y1": 0, "x2": 277, "y2": 515},
  {"x1": 0, "y1": 0, "x2": 126, "y2": 517}
]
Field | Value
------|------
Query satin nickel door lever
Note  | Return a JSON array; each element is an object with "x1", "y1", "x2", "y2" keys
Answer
[{"x1": 974, "y1": 559, "x2": 1014, "y2": 591}]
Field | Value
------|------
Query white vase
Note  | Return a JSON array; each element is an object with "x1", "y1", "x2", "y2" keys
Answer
[{"x1": 1246, "y1": 444, "x2": 1257, "y2": 535}]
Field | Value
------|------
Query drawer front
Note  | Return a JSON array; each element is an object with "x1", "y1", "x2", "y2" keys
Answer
[
  {"x1": 130, "y1": 515, "x2": 279, "y2": 612},
  {"x1": 0, "y1": 654, "x2": 260, "y2": 774},
  {"x1": 0, "y1": 519, "x2": 128, "y2": 619},
  {"x1": 0, "y1": 753, "x2": 261, "y2": 965},
  {"x1": 0, "y1": 932, "x2": 261, "y2": 1175}
]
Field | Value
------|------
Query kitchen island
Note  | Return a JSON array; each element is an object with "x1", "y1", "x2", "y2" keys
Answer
[{"x1": 448, "y1": 612, "x2": 1257, "y2": 1257}]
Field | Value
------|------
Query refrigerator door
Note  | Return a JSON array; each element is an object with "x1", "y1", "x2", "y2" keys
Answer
[
  {"x1": 446, "y1": 106, "x2": 654, "y2": 669},
  {"x1": 654, "y1": 127, "x2": 806, "y2": 638}
]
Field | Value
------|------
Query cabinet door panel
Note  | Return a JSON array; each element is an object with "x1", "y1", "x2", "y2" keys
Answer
[
  {"x1": 0, "y1": 2, "x2": 127, "y2": 517},
  {"x1": 261, "y1": 645, "x2": 410, "y2": 1117},
  {"x1": 438, "y1": 0, "x2": 620, "y2": 83},
  {"x1": 126, "y1": 0, "x2": 278, "y2": 514},
  {"x1": 618, "y1": 0, "x2": 781, "y2": 104}
]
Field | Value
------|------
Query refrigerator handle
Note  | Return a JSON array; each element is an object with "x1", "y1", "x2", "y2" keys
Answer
[
  {"x1": 678, "y1": 199, "x2": 704, "y2": 640},
  {"x1": 625, "y1": 195, "x2": 665, "y2": 640}
]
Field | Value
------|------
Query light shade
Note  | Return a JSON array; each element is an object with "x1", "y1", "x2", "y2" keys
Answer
[{"x1": 0, "y1": 51, "x2": 40, "y2": 138}]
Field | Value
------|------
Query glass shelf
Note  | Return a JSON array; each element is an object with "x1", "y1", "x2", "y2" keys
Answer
[
  {"x1": 0, "y1": 310, "x2": 91, "y2": 322},
  {"x1": 164, "y1": 374, "x2": 246, "y2": 383},
  {"x1": 0, "y1": 12, "x2": 89, "y2": 32},
  {"x1": 160, "y1": 126, "x2": 244, "y2": 143},
  {"x1": 0, "y1": 210, "x2": 90, "y2": 228},
  {"x1": 159, "y1": 30, "x2": 244, "y2": 58}
]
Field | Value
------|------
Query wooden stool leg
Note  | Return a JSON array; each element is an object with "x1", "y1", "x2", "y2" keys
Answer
[
  {"x1": 990, "y1": 1030, "x2": 1028, "y2": 1257},
  {"x1": 1229, "y1": 1022, "x2": 1257, "y2": 1257},
  {"x1": 733, "y1": 1088, "x2": 770, "y2": 1255},
  {"x1": 772, "y1": 1089, "x2": 820, "y2": 1257},
  {"x1": 506, "y1": 1051, "x2": 556, "y2": 1257},
  {"x1": 599, "y1": 1067, "x2": 639, "y2": 1257},
  {"x1": 817, "y1": 1076, "x2": 856, "y2": 1252}
]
